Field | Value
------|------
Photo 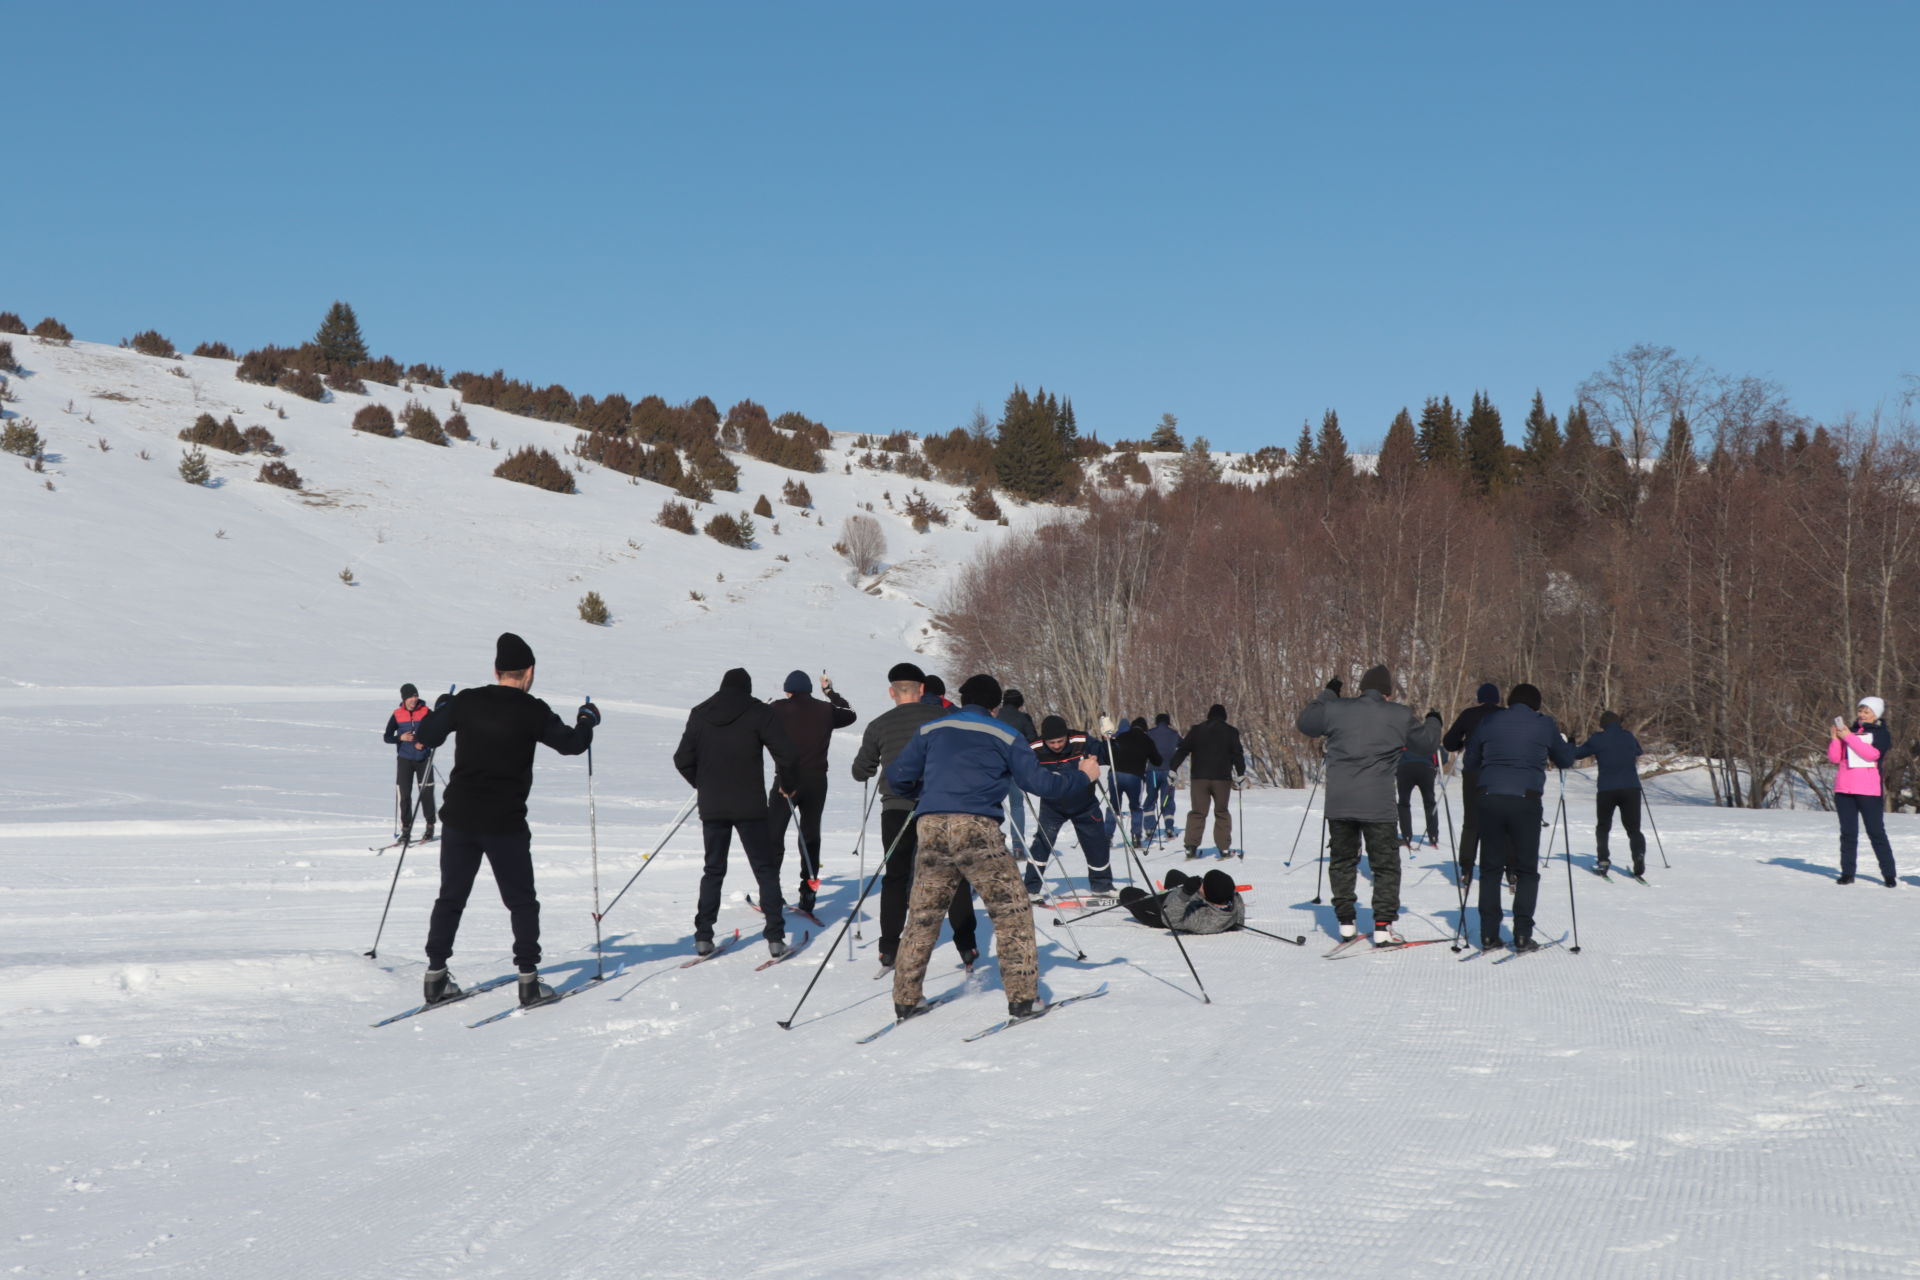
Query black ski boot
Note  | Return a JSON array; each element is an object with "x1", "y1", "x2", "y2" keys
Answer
[
  {"x1": 694, "y1": 937, "x2": 717, "y2": 957},
  {"x1": 1836, "y1": 874, "x2": 1856, "y2": 885},
  {"x1": 517, "y1": 971, "x2": 555, "y2": 1005},
  {"x1": 1512, "y1": 937, "x2": 1541, "y2": 954},
  {"x1": 958, "y1": 947, "x2": 979, "y2": 970},
  {"x1": 766, "y1": 937, "x2": 790, "y2": 960},
  {"x1": 423, "y1": 968, "x2": 462, "y2": 1004},
  {"x1": 422, "y1": 824, "x2": 435, "y2": 843},
  {"x1": 1007, "y1": 998, "x2": 1040, "y2": 1019},
  {"x1": 894, "y1": 1001, "x2": 921, "y2": 1021}
]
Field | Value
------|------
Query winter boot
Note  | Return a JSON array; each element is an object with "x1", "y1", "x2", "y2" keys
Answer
[
  {"x1": 958, "y1": 946, "x2": 979, "y2": 970},
  {"x1": 877, "y1": 948, "x2": 896, "y2": 970},
  {"x1": 1372, "y1": 921, "x2": 1403, "y2": 946},
  {"x1": 517, "y1": 972, "x2": 555, "y2": 1005},
  {"x1": 1338, "y1": 921, "x2": 1358, "y2": 940},
  {"x1": 1632, "y1": 858, "x2": 1646, "y2": 878},
  {"x1": 422, "y1": 823, "x2": 435, "y2": 842},
  {"x1": 1836, "y1": 874, "x2": 1856, "y2": 885},
  {"x1": 894, "y1": 1001, "x2": 921, "y2": 1021},
  {"x1": 694, "y1": 937, "x2": 717, "y2": 957},
  {"x1": 797, "y1": 887, "x2": 817, "y2": 915},
  {"x1": 1007, "y1": 997, "x2": 1039, "y2": 1020},
  {"x1": 1886, "y1": 874, "x2": 1899, "y2": 888},
  {"x1": 1596, "y1": 857, "x2": 1611, "y2": 873},
  {"x1": 422, "y1": 967, "x2": 462, "y2": 1005},
  {"x1": 1480, "y1": 934, "x2": 1505, "y2": 951},
  {"x1": 766, "y1": 937, "x2": 790, "y2": 961},
  {"x1": 1512, "y1": 937, "x2": 1541, "y2": 954}
]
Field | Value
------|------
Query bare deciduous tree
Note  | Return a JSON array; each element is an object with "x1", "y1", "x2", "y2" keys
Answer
[{"x1": 839, "y1": 514, "x2": 887, "y2": 576}]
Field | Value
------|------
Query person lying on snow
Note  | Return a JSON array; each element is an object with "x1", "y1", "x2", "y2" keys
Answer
[{"x1": 1118, "y1": 867, "x2": 1244, "y2": 933}]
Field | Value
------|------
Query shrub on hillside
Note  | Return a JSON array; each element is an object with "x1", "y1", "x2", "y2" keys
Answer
[
  {"x1": 922, "y1": 427, "x2": 997, "y2": 487},
  {"x1": 704, "y1": 511, "x2": 754, "y2": 548},
  {"x1": 327, "y1": 369, "x2": 368, "y2": 395},
  {"x1": 752, "y1": 493, "x2": 774, "y2": 518},
  {"x1": 901, "y1": 488, "x2": 949, "y2": 533},
  {"x1": 278, "y1": 369, "x2": 326, "y2": 401},
  {"x1": 781, "y1": 478, "x2": 813, "y2": 508},
  {"x1": 401, "y1": 400, "x2": 448, "y2": 446},
  {"x1": 675, "y1": 472, "x2": 714, "y2": 504},
  {"x1": 405, "y1": 363, "x2": 447, "y2": 388},
  {"x1": 32, "y1": 317, "x2": 73, "y2": 344},
  {"x1": 964, "y1": 483, "x2": 1003, "y2": 521},
  {"x1": 578, "y1": 591, "x2": 611, "y2": 625},
  {"x1": 242, "y1": 425, "x2": 283, "y2": 456},
  {"x1": 444, "y1": 411, "x2": 472, "y2": 441},
  {"x1": 179, "y1": 445, "x2": 212, "y2": 485},
  {"x1": 837, "y1": 514, "x2": 886, "y2": 575},
  {"x1": 235, "y1": 346, "x2": 285, "y2": 385},
  {"x1": 0, "y1": 312, "x2": 26, "y2": 335},
  {"x1": 178, "y1": 412, "x2": 250, "y2": 454},
  {"x1": 352, "y1": 404, "x2": 396, "y2": 437},
  {"x1": 257, "y1": 460, "x2": 303, "y2": 489},
  {"x1": 495, "y1": 445, "x2": 575, "y2": 494},
  {"x1": 193, "y1": 341, "x2": 237, "y2": 360},
  {"x1": 657, "y1": 499, "x2": 696, "y2": 533},
  {"x1": 0, "y1": 340, "x2": 18, "y2": 374},
  {"x1": 2, "y1": 420, "x2": 44, "y2": 457},
  {"x1": 357, "y1": 355, "x2": 404, "y2": 386},
  {"x1": 127, "y1": 330, "x2": 177, "y2": 358}
]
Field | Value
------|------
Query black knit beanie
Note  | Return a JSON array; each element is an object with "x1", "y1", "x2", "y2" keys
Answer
[
  {"x1": 1207, "y1": 704, "x2": 1227, "y2": 720},
  {"x1": 1600, "y1": 709, "x2": 1622, "y2": 728},
  {"x1": 1040, "y1": 714, "x2": 1069, "y2": 739},
  {"x1": 1201, "y1": 869, "x2": 1237, "y2": 906},
  {"x1": 495, "y1": 632, "x2": 535, "y2": 672},
  {"x1": 923, "y1": 674, "x2": 946, "y2": 698},
  {"x1": 720, "y1": 667, "x2": 752, "y2": 694},
  {"x1": 1508, "y1": 682, "x2": 1542, "y2": 711},
  {"x1": 1131, "y1": 717, "x2": 1148, "y2": 731},
  {"x1": 887, "y1": 661, "x2": 924, "y2": 683},
  {"x1": 1360, "y1": 665, "x2": 1392, "y2": 696},
  {"x1": 1002, "y1": 689, "x2": 1025, "y2": 708},
  {"x1": 958, "y1": 674, "x2": 1002, "y2": 709},
  {"x1": 1155, "y1": 712, "x2": 1171, "y2": 725},
  {"x1": 399, "y1": 683, "x2": 419, "y2": 701},
  {"x1": 1477, "y1": 682, "x2": 1500, "y2": 706}
]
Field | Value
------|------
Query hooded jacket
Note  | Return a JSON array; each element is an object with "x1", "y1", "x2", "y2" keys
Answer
[
  {"x1": 1295, "y1": 689, "x2": 1441, "y2": 822},
  {"x1": 1574, "y1": 724, "x2": 1644, "y2": 792},
  {"x1": 887, "y1": 706, "x2": 1091, "y2": 821},
  {"x1": 1465, "y1": 705, "x2": 1576, "y2": 797},
  {"x1": 1169, "y1": 716, "x2": 1245, "y2": 781},
  {"x1": 771, "y1": 689, "x2": 857, "y2": 776},
  {"x1": 673, "y1": 670, "x2": 800, "y2": 821}
]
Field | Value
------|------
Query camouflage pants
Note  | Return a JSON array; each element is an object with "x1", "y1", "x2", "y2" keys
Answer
[{"x1": 893, "y1": 813, "x2": 1037, "y2": 1008}]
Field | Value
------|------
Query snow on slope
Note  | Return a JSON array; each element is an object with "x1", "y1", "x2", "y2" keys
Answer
[{"x1": 4, "y1": 336, "x2": 1920, "y2": 1280}]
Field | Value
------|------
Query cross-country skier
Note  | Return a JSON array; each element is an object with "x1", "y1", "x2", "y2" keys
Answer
[
  {"x1": 1573, "y1": 710, "x2": 1647, "y2": 877},
  {"x1": 921, "y1": 674, "x2": 953, "y2": 709},
  {"x1": 1105, "y1": 716, "x2": 1164, "y2": 847},
  {"x1": 1395, "y1": 733, "x2": 1441, "y2": 849},
  {"x1": 1145, "y1": 713, "x2": 1183, "y2": 840},
  {"x1": 1442, "y1": 683, "x2": 1503, "y2": 883},
  {"x1": 1026, "y1": 716, "x2": 1116, "y2": 900},
  {"x1": 1118, "y1": 867, "x2": 1244, "y2": 933},
  {"x1": 673, "y1": 668, "x2": 801, "y2": 958},
  {"x1": 1463, "y1": 682, "x2": 1575, "y2": 951},
  {"x1": 1295, "y1": 667, "x2": 1442, "y2": 944},
  {"x1": 850, "y1": 662, "x2": 979, "y2": 970},
  {"x1": 885, "y1": 674, "x2": 1100, "y2": 1020},
  {"x1": 995, "y1": 689, "x2": 1039, "y2": 855},
  {"x1": 767, "y1": 670, "x2": 857, "y2": 914},
  {"x1": 1168, "y1": 705, "x2": 1246, "y2": 856},
  {"x1": 384, "y1": 682, "x2": 437, "y2": 843},
  {"x1": 411, "y1": 633, "x2": 597, "y2": 1007},
  {"x1": 1830, "y1": 696, "x2": 1899, "y2": 887}
]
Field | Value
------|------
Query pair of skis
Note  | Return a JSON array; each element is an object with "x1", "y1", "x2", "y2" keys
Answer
[
  {"x1": 856, "y1": 983, "x2": 1111, "y2": 1044},
  {"x1": 745, "y1": 894, "x2": 826, "y2": 928},
  {"x1": 1322, "y1": 935, "x2": 1448, "y2": 959}
]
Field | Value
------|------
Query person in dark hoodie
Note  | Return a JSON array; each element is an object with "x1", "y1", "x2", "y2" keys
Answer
[
  {"x1": 1026, "y1": 716, "x2": 1116, "y2": 898},
  {"x1": 410, "y1": 633, "x2": 596, "y2": 1008},
  {"x1": 1169, "y1": 705, "x2": 1246, "y2": 856},
  {"x1": 1119, "y1": 867, "x2": 1245, "y2": 933},
  {"x1": 1442, "y1": 682, "x2": 1504, "y2": 883},
  {"x1": 995, "y1": 689, "x2": 1039, "y2": 856},
  {"x1": 1106, "y1": 716, "x2": 1164, "y2": 847},
  {"x1": 1464, "y1": 681, "x2": 1576, "y2": 952},
  {"x1": 1145, "y1": 713, "x2": 1183, "y2": 841},
  {"x1": 886, "y1": 674, "x2": 1099, "y2": 1020},
  {"x1": 673, "y1": 668, "x2": 801, "y2": 958},
  {"x1": 767, "y1": 669, "x2": 857, "y2": 913},
  {"x1": 1573, "y1": 710, "x2": 1647, "y2": 877},
  {"x1": 384, "y1": 682, "x2": 437, "y2": 843},
  {"x1": 1296, "y1": 666, "x2": 1443, "y2": 944},
  {"x1": 851, "y1": 662, "x2": 978, "y2": 970}
]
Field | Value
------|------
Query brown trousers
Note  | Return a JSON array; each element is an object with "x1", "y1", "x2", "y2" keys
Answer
[
  {"x1": 1184, "y1": 778, "x2": 1233, "y2": 852},
  {"x1": 892, "y1": 813, "x2": 1038, "y2": 1007}
]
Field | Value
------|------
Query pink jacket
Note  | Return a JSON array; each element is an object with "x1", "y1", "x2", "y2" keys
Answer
[{"x1": 1829, "y1": 729, "x2": 1884, "y2": 796}]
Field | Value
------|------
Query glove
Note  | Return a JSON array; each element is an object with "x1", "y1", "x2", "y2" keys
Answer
[
  {"x1": 435, "y1": 692, "x2": 454, "y2": 709},
  {"x1": 1326, "y1": 678, "x2": 1343, "y2": 695},
  {"x1": 1427, "y1": 710, "x2": 1442, "y2": 721},
  {"x1": 577, "y1": 702, "x2": 601, "y2": 727}
]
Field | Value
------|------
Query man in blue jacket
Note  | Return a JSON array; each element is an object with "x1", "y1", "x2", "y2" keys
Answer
[
  {"x1": 1145, "y1": 713, "x2": 1183, "y2": 840},
  {"x1": 1574, "y1": 710, "x2": 1647, "y2": 877},
  {"x1": 1464, "y1": 682, "x2": 1576, "y2": 952},
  {"x1": 887, "y1": 674, "x2": 1100, "y2": 1020},
  {"x1": 1026, "y1": 716, "x2": 1116, "y2": 900}
]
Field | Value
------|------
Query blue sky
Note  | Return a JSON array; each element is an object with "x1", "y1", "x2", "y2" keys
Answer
[{"x1": 8, "y1": 2, "x2": 1916, "y2": 451}]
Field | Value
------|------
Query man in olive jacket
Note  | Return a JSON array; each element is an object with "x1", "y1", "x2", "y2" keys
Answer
[{"x1": 1295, "y1": 665, "x2": 1443, "y2": 943}]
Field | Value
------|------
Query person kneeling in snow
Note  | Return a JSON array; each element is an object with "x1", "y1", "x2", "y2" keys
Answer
[{"x1": 1118, "y1": 868, "x2": 1244, "y2": 933}]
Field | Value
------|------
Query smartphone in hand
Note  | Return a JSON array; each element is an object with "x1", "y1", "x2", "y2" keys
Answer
[{"x1": 1834, "y1": 716, "x2": 1850, "y2": 732}]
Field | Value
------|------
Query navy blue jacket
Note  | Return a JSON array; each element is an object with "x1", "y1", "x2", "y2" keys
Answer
[
  {"x1": 1146, "y1": 724, "x2": 1182, "y2": 768},
  {"x1": 1465, "y1": 706, "x2": 1576, "y2": 797},
  {"x1": 888, "y1": 706, "x2": 1091, "y2": 820},
  {"x1": 1031, "y1": 730, "x2": 1110, "y2": 817},
  {"x1": 1574, "y1": 725, "x2": 1644, "y2": 792}
]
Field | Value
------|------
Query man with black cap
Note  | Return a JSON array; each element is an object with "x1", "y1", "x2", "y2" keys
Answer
[
  {"x1": 1168, "y1": 704, "x2": 1245, "y2": 856},
  {"x1": 995, "y1": 689, "x2": 1039, "y2": 855},
  {"x1": 767, "y1": 670, "x2": 857, "y2": 914},
  {"x1": 1145, "y1": 713, "x2": 1183, "y2": 841},
  {"x1": 411, "y1": 633, "x2": 598, "y2": 1007},
  {"x1": 1573, "y1": 710, "x2": 1647, "y2": 877},
  {"x1": 674, "y1": 668, "x2": 801, "y2": 958},
  {"x1": 383, "y1": 682, "x2": 437, "y2": 843},
  {"x1": 1464, "y1": 682, "x2": 1576, "y2": 951},
  {"x1": 1442, "y1": 683, "x2": 1503, "y2": 883},
  {"x1": 851, "y1": 661, "x2": 978, "y2": 970},
  {"x1": 1119, "y1": 867, "x2": 1244, "y2": 933},
  {"x1": 886, "y1": 673, "x2": 1100, "y2": 1020},
  {"x1": 1026, "y1": 716, "x2": 1116, "y2": 900},
  {"x1": 1295, "y1": 666, "x2": 1442, "y2": 945}
]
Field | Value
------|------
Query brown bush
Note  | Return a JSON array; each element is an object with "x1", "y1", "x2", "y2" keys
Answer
[
  {"x1": 235, "y1": 346, "x2": 286, "y2": 385},
  {"x1": 495, "y1": 445, "x2": 575, "y2": 494},
  {"x1": 406, "y1": 363, "x2": 447, "y2": 388},
  {"x1": 1098, "y1": 450, "x2": 1151, "y2": 487},
  {"x1": 358, "y1": 355, "x2": 404, "y2": 386},
  {"x1": 449, "y1": 369, "x2": 579, "y2": 423},
  {"x1": 127, "y1": 330, "x2": 177, "y2": 358},
  {"x1": 0, "y1": 312, "x2": 26, "y2": 335},
  {"x1": 401, "y1": 400, "x2": 448, "y2": 446},
  {"x1": 578, "y1": 429, "x2": 685, "y2": 487},
  {"x1": 258, "y1": 460, "x2": 303, "y2": 489},
  {"x1": 352, "y1": 404, "x2": 396, "y2": 436},
  {"x1": 0, "y1": 340, "x2": 17, "y2": 373},
  {"x1": 578, "y1": 591, "x2": 611, "y2": 625},
  {"x1": 2, "y1": 420, "x2": 44, "y2": 457},
  {"x1": 278, "y1": 369, "x2": 326, "y2": 401},
  {"x1": 752, "y1": 493, "x2": 774, "y2": 518},
  {"x1": 445, "y1": 411, "x2": 472, "y2": 441},
  {"x1": 327, "y1": 369, "x2": 368, "y2": 395},
  {"x1": 964, "y1": 483, "x2": 1003, "y2": 521},
  {"x1": 675, "y1": 472, "x2": 714, "y2": 504},
  {"x1": 704, "y1": 511, "x2": 754, "y2": 548},
  {"x1": 242, "y1": 425, "x2": 283, "y2": 456},
  {"x1": 32, "y1": 317, "x2": 73, "y2": 344},
  {"x1": 178, "y1": 412, "x2": 250, "y2": 454},
  {"x1": 657, "y1": 499, "x2": 697, "y2": 533},
  {"x1": 922, "y1": 427, "x2": 997, "y2": 487},
  {"x1": 901, "y1": 488, "x2": 949, "y2": 532},
  {"x1": 193, "y1": 341, "x2": 237, "y2": 360}
]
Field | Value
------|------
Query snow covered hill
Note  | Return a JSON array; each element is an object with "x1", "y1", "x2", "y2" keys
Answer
[{"x1": 3, "y1": 332, "x2": 1918, "y2": 1279}]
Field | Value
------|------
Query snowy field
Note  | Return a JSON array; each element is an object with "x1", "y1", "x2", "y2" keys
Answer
[{"x1": 5, "y1": 338, "x2": 1920, "y2": 1277}]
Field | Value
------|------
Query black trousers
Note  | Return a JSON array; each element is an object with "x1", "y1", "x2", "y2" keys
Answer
[
  {"x1": 1477, "y1": 792, "x2": 1543, "y2": 944},
  {"x1": 696, "y1": 818, "x2": 786, "y2": 942},
  {"x1": 1836, "y1": 793, "x2": 1896, "y2": 880},
  {"x1": 1396, "y1": 766, "x2": 1437, "y2": 842},
  {"x1": 768, "y1": 772, "x2": 829, "y2": 896},
  {"x1": 878, "y1": 807, "x2": 977, "y2": 959},
  {"x1": 1595, "y1": 788, "x2": 1646, "y2": 864},
  {"x1": 1456, "y1": 769, "x2": 1481, "y2": 879},
  {"x1": 425, "y1": 824, "x2": 539, "y2": 971},
  {"x1": 397, "y1": 756, "x2": 436, "y2": 833}
]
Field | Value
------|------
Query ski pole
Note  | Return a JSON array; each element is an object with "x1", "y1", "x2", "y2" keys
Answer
[
  {"x1": 1242, "y1": 924, "x2": 1307, "y2": 946},
  {"x1": 587, "y1": 696, "x2": 603, "y2": 981},
  {"x1": 1023, "y1": 791, "x2": 1086, "y2": 961},
  {"x1": 1054, "y1": 888, "x2": 1169, "y2": 926},
  {"x1": 1310, "y1": 816, "x2": 1327, "y2": 904},
  {"x1": 852, "y1": 781, "x2": 875, "y2": 953},
  {"x1": 783, "y1": 793, "x2": 821, "y2": 890},
  {"x1": 1236, "y1": 775, "x2": 1246, "y2": 860},
  {"x1": 1558, "y1": 769, "x2": 1582, "y2": 954},
  {"x1": 1283, "y1": 756, "x2": 1322, "y2": 867},
  {"x1": 598, "y1": 790, "x2": 699, "y2": 925},
  {"x1": 777, "y1": 807, "x2": 919, "y2": 1029},
  {"x1": 1116, "y1": 810, "x2": 1210, "y2": 1003},
  {"x1": 364, "y1": 830, "x2": 410, "y2": 958},
  {"x1": 1442, "y1": 776, "x2": 1468, "y2": 952},
  {"x1": 1644, "y1": 793, "x2": 1670, "y2": 868}
]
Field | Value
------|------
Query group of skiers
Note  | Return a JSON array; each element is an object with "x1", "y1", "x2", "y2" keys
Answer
[{"x1": 380, "y1": 634, "x2": 1900, "y2": 1018}]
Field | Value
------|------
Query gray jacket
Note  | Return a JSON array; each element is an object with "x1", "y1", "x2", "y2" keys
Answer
[
  {"x1": 1295, "y1": 689, "x2": 1441, "y2": 823},
  {"x1": 1162, "y1": 886, "x2": 1244, "y2": 934},
  {"x1": 852, "y1": 700, "x2": 947, "y2": 811}
]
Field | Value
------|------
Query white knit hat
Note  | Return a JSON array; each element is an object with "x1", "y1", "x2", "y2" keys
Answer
[{"x1": 1859, "y1": 696, "x2": 1887, "y2": 719}]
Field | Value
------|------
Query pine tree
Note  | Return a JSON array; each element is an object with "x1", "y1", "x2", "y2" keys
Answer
[
  {"x1": 993, "y1": 384, "x2": 1074, "y2": 502},
  {"x1": 1416, "y1": 396, "x2": 1462, "y2": 470},
  {"x1": 315, "y1": 301, "x2": 368, "y2": 368},
  {"x1": 1170, "y1": 435, "x2": 1222, "y2": 489},
  {"x1": 1463, "y1": 391, "x2": 1509, "y2": 493},
  {"x1": 1148, "y1": 413, "x2": 1185, "y2": 452},
  {"x1": 1316, "y1": 410, "x2": 1351, "y2": 477},
  {"x1": 1292, "y1": 422, "x2": 1315, "y2": 470},
  {"x1": 1378, "y1": 408, "x2": 1418, "y2": 486},
  {"x1": 1520, "y1": 390, "x2": 1561, "y2": 476}
]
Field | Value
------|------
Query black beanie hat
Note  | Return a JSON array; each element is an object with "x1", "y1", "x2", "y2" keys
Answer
[
  {"x1": 958, "y1": 673, "x2": 1002, "y2": 709},
  {"x1": 1155, "y1": 712, "x2": 1171, "y2": 725},
  {"x1": 721, "y1": 667, "x2": 752, "y2": 694},
  {"x1": 1508, "y1": 682, "x2": 1542, "y2": 711},
  {"x1": 495, "y1": 632, "x2": 535, "y2": 671},
  {"x1": 1132, "y1": 716, "x2": 1148, "y2": 731},
  {"x1": 1360, "y1": 665, "x2": 1392, "y2": 696},
  {"x1": 400, "y1": 682, "x2": 419, "y2": 701},
  {"x1": 887, "y1": 661, "x2": 924, "y2": 683},
  {"x1": 1201, "y1": 869, "x2": 1237, "y2": 906},
  {"x1": 923, "y1": 674, "x2": 946, "y2": 697},
  {"x1": 784, "y1": 669, "x2": 812, "y2": 695},
  {"x1": 1477, "y1": 681, "x2": 1500, "y2": 706},
  {"x1": 1002, "y1": 689, "x2": 1025, "y2": 708},
  {"x1": 1600, "y1": 709, "x2": 1622, "y2": 728},
  {"x1": 1040, "y1": 714, "x2": 1069, "y2": 739},
  {"x1": 1207, "y1": 704, "x2": 1227, "y2": 720}
]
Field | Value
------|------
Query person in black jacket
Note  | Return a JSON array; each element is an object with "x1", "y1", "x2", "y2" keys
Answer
[
  {"x1": 996, "y1": 690, "x2": 1039, "y2": 856},
  {"x1": 411, "y1": 633, "x2": 597, "y2": 1007},
  {"x1": 850, "y1": 661, "x2": 978, "y2": 969},
  {"x1": 1463, "y1": 682, "x2": 1576, "y2": 952},
  {"x1": 1442, "y1": 683, "x2": 1503, "y2": 883},
  {"x1": 1168, "y1": 704, "x2": 1245, "y2": 856},
  {"x1": 673, "y1": 668, "x2": 801, "y2": 957},
  {"x1": 767, "y1": 670, "x2": 857, "y2": 913},
  {"x1": 1106, "y1": 717, "x2": 1164, "y2": 846},
  {"x1": 1572, "y1": 710, "x2": 1647, "y2": 876},
  {"x1": 1145, "y1": 713, "x2": 1183, "y2": 840}
]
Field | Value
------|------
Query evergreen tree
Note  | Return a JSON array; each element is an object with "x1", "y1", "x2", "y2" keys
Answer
[
  {"x1": 993, "y1": 384, "x2": 1075, "y2": 502},
  {"x1": 1562, "y1": 403, "x2": 1595, "y2": 457},
  {"x1": 1463, "y1": 391, "x2": 1509, "y2": 493},
  {"x1": 1520, "y1": 390, "x2": 1561, "y2": 476},
  {"x1": 1656, "y1": 409, "x2": 1695, "y2": 478},
  {"x1": 1170, "y1": 435, "x2": 1222, "y2": 489},
  {"x1": 314, "y1": 301, "x2": 368, "y2": 368},
  {"x1": 1416, "y1": 396, "x2": 1462, "y2": 469},
  {"x1": 1377, "y1": 408, "x2": 1418, "y2": 486},
  {"x1": 1292, "y1": 421, "x2": 1315, "y2": 469},
  {"x1": 1316, "y1": 409, "x2": 1351, "y2": 477},
  {"x1": 1148, "y1": 412, "x2": 1185, "y2": 452}
]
